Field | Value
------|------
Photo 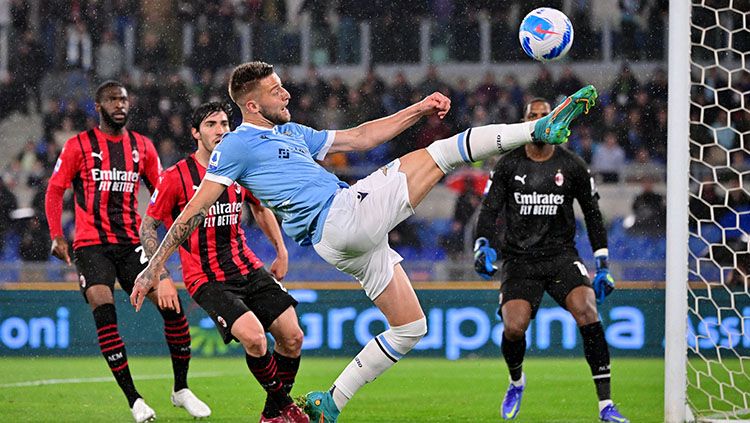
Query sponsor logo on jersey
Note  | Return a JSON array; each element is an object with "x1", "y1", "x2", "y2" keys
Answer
[
  {"x1": 555, "y1": 170, "x2": 564, "y2": 186},
  {"x1": 91, "y1": 167, "x2": 139, "y2": 192},
  {"x1": 514, "y1": 191, "x2": 564, "y2": 216},
  {"x1": 514, "y1": 174, "x2": 527, "y2": 185},
  {"x1": 278, "y1": 148, "x2": 290, "y2": 159},
  {"x1": 203, "y1": 201, "x2": 243, "y2": 228}
]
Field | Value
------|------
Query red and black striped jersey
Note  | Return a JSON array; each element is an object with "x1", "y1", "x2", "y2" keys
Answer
[
  {"x1": 146, "y1": 154, "x2": 264, "y2": 296},
  {"x1": 48, "y1": 127, "x2": 161, "y2": 249}
]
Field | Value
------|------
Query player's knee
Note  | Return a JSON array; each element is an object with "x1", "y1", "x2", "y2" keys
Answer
[
  {"x1": 503, "y1": 321, "x2": 528, "y2": 341},
  {"x1": 235, "y1": 328, "x2": 267, "y2": 355},
  {"x1": 573, "y1": 306, "x2": 599, "y2": 326},
  {"x1": 384, "y1": 317, "x2": 427, "y2": 354},
  {"x1": 277, "y1": 327, "x2": 304, "y2": 356}
]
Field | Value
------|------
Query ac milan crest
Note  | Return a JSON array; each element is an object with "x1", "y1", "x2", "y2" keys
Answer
[
  {"x1": 132, "y1": 149, "x2": 140, "y2": 163},
  {"x1": 555, "y1": 170, "x2": 564, "y2": 186}
]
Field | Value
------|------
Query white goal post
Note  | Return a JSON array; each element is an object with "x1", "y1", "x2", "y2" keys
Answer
[{"x1": 665, "y1": 1, "x2": 750, "y2": 422}]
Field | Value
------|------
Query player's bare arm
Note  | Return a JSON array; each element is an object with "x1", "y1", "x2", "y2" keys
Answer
[
  {"x1": 249, "y1": 202, "x2": 288, "y2": 280},
  {"x1": 131, "y1": 179, "x2": 226, "y2": 311},
  {"x1": 328, "y1": 92, "x2": 451, "y2": 154},
  {"x1": 139, "y1": 214, "x2": 181, "y2": 312}
]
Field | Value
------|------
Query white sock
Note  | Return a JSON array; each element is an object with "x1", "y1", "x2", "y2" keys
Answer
[
  {"x1": 330, "y1": 319, "x2": 425, "y2": 411},
  {"x1": 598, "y1": 399, "x2": 613, "y2": 412},
  {"x1": 330, "y1": 336, "x2": 399, "y2": 411},
  {"x1": 425, "y1": 121, "x2": 534, "y2": 174},
  {"x1": 511, "y1": 373, "x2": 526, "y2": 387}
]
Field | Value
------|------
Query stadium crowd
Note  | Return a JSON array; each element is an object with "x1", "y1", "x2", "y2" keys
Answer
[{"x1": 0, "y1": 0, "x2": 747, "y2": 277}]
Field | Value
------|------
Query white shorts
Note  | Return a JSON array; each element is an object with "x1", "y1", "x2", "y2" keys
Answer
[{"x1": 313, "y1": 159, "x2": 415, "y2": 300}]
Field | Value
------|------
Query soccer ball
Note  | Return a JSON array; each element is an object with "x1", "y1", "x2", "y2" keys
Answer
[{"x1": 518, "y1": 8, "x2": 574, "y2": 62}]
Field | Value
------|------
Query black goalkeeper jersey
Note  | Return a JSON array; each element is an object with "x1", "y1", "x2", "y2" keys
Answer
[{"x1": 475, "y1": 146, "x2": 608, "y2": 261}]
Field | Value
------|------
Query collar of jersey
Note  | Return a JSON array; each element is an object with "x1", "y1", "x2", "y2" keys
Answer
[{"x1": 240, "y1": 122, "x2": 275, "y2": 132}]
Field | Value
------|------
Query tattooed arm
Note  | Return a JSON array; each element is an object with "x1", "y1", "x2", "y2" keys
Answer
[
  {"x1": 131, "y1": 180, "x2": 227, "y2": 311},
  {"x1": 140, "y1": 215, "x2": 182, "y2": 312}
]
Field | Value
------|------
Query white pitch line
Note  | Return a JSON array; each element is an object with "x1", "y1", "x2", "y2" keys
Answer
[{"x1": 0, "y1": 371, "x2": 229, "y2": 388}]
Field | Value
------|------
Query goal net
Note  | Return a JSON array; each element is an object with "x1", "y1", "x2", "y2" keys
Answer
[{"x1": 666, "y1": 1, "x2": 750, "y2": 422}]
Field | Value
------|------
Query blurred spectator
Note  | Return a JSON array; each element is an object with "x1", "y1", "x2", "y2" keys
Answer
[
  {"x1": 138, "y1": 31, "x2": 169, "y2": 73},
  {"x1": 11, "y1": 31, "x2": 45, "y2": 112},
  {"x1": 609, "y1": 64, "x2": 640, "y2": 108},
  {"x1": 65, "y1": 20, "x2": 93, "y2": 71},
  {"x1": 626, "y1": 175, "x2": 666, "y2": 236},
  {"x1": 0, "y1": 178, "x2": 16, "y2": 255},
  {"x1": 570, "y1": 126, "x2": 597, "y2": 164},
  {"x1": 592, "y1": 132, "x2": 626, "y2": 183},
  {"x1": 556, "y1": 66, "x2": 583, "y2": 95},
  {"x1": 415, "y1": 114, "x2": 452, "y2": 150},
  {"x1": 318, "y1": 95, "x2": 345, "y2": 130},
  {"x1": 528, "y1": 67, "x2": 556, "y2": 98},
  {"x1": 95, "y1": 31, "x2": 124, "y2": 80},
  {"x1": 626, "y1": 147, "x2": 665, "y2": 183},
  {"x1": 19, "y1": 216, "x2": 50, "y2": 261}
]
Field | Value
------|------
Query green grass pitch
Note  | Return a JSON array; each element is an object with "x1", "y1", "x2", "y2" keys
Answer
[{"x1": 0, "y1": 357, "x2": 663, "y2": 422}]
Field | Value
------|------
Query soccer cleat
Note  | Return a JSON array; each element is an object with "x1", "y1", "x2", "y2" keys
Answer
[
  {"x1": 501, "y1": 381, "x2": 525, "y2": 420},
  {"x1": 131, "y1": 398, "x2": 156, "y2": 423},
  {"x1": 259, "y1": 413, "x2": 287, "y2": 423},
  {"x1": 533, "y1": 85, "x2": 598, "y2": 145},
  {"x1": 280, "y1": 403, "x2": 311, "y2": 423},
  {"x1": 599, "y1": 403, "x2": 630, "y2": 422},
  {"x1": 302, "y1": 391, "x2": 340, "y2": 423},
  {"x1": 171, "y1": 388, "x2": 211, "y2": 418}
]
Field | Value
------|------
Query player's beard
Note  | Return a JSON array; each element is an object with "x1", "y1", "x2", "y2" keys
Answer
[
  {"x1": 100, "y1": 109, "x2": 129, "y2": 131},
  {"x1": 259, "y1": 105, "x2": 291, "y2": 125}
]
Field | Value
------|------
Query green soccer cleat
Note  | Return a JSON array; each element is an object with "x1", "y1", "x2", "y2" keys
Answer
[
  {"x1": 533, "y1": 85, "x2": 598, "y2": 145},
  {"x1": 300, "y1": 391, "x2": 340, "y2": 423}
]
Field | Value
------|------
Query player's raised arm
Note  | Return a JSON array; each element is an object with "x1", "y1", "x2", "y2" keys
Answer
[
  {"x1": 327, "y1": 92, "x2": 451, "y2": 154},
  {"x1": 248, "y1": 201, "x2": 288, "y2": 280},
  {"x1": 130, "y1": 179, "x2": 226, "y2": 311}
]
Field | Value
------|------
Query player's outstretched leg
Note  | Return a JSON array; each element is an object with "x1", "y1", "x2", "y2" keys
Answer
[
  {"x1": 425, "y1": 85, "x2": 598, "y2": 175},
  {"x1": 599, "y1": 403, "x2": 630, "y2": 422},
  {"x1": 501, "y1": 374, "x2": 525, "y2": 420},
  {"x1": 302, "y1": 390, "x2": 340, "y2": 423}
]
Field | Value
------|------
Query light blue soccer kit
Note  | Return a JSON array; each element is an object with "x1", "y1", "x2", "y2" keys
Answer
[{"x1": 205, "y1": 122, "x2": 414, "y2": 299}]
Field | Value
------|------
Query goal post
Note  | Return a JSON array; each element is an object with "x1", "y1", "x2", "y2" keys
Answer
[
  {"x1": 664, "y1": 0, "x2": 691, "y2": 421},
  {"x1": 665, "y1": 1, "x2": 750, "y2": 421}
]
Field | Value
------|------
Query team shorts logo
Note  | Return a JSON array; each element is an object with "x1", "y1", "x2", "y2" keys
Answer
[
  {"x1": 555, "y1": 170, "x2": 564, "y2": 186},
  {"x1": 217, "y1": 316, "x2": 227, "y2": 328},
  {"x1": 132, "y1": 149, "x2": 139, "y2": 163},
  {"x1": 208, "y1": 150, "x2": 221, "y2": 171},
  {"x1": 79, "y1": 274, "x2": 86, "y2": 288}
]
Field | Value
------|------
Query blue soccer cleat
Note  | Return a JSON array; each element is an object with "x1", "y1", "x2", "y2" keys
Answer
[
  {"x1": 533, "y1": 85, "x2": 598, "y2": 145},
  {"x1": 501, "y1": 380, "x2": 525, "y2": 420},
  {"x1": 599, "y1": 403, "x2": 630, "y2": 422},
  {"x1": 302, "y1": 391, "x2": 340, "y2": 423}
]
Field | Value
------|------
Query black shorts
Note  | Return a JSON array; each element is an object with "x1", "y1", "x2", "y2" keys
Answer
[
  {"x1": 499, "y1": 255, "x2": 593, "y2": 319},
  {"x1": 192, "y1": 267, "x2": 298, "y2": 344},
  {"x1": 74, "y1": 244, "x2": 149, "y2": 301}
]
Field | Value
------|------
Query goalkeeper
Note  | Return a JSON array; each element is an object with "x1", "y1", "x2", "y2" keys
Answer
[{"x1": 473, "y1": 98, "x2": 628, "y2": 422}]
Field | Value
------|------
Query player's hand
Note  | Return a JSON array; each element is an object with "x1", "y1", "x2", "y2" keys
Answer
[
  {"x1": 473, "y1": 237, "x2": 498, "y2": 280},
  {"x1": 157, "y1": 277, "x2": 180, "y2": 314},
  {"x1": 50, "y1": 235, "x2": 71, "y2": 265},
  {"x1": 130, "y1": 265, "x2": 158, "y2": 312},
  {"x1": 593, "y1": 255, "x2": 615, "y2": 305},
  {"x1": 419, "y1": 92, "x2": 451, "y2": 119},
  {"x1": 270, "y1": 249, "x2": 288, "y2": 281}
]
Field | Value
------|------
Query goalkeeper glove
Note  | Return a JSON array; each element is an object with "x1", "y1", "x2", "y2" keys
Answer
[
  {"x1": 592, "y1": 252, "x2": 615, "y2": 305},
  {"x1": 473, "y1": 237, "x2": 498, "y2": 280}
]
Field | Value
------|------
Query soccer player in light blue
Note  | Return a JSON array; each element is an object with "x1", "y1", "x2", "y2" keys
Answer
[{"x1": 131, "y1": 61, "x2": 597, "y2": 422}]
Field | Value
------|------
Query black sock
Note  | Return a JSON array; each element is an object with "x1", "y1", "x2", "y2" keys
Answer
[
  {"x1": 159, "y1": 305, "x2": 191, "y2": 392},
  {"x1": 502, "y1": 332, "x2": 526, "y2": 382},
  {"x1": 92, "y1": 304, "x2": 141, "y2": 407},
  {"x1": 246, "y1": 351, "x2": 292, "y2": 411},
  {"x1": 580, "y1": 321, "x2": 611, "y2": 401},
  {"x1": 263, "y1": 352, "x2": 301, "y2": 416}
]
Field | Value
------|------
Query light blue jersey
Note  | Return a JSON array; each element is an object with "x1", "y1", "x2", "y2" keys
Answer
[{"x1": 204, "y1": 122, "x2": 348, "y2": 245}]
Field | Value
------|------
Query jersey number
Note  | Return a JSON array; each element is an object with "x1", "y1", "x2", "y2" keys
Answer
[
  {"x1": 573, "y1": 261, "x2": 588, "y2": 276},
  {"x1": 135, "y1": 246, "x2": 148, "y2": 265}
]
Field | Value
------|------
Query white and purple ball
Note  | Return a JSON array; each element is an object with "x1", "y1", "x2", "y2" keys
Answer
[{"x1": 518, "y1": 8, "x2": 574, "y2": 62}]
